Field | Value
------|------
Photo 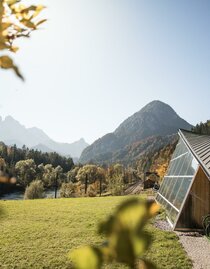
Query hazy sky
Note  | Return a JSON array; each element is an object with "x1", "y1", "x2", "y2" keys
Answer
[{"x1": 1, "y1": 0, "x2": 210, "y2": 144}]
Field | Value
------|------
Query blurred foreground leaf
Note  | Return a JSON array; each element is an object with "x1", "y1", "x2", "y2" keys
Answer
[
  {"x1": 70, "y1": 246, "x2": 102, "y2": 269},
  {"x1": 0, "y1": 55, "x2": 23, "y2": 79},
  {"x1": 0, "y1": 0, "x2": 46, "y2": 80},
  {"x1": 70, "y1": 198, "x2": 159, "y2": 269}
]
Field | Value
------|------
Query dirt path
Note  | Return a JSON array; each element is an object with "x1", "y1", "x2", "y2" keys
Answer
[
  {"x1": 177, "y1": 232, "x2": 210, "y2": 269},
  {"x1": 155, "y1": 220, "x2": 210, "y2": 268}
]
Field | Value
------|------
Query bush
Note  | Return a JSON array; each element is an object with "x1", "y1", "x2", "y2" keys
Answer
[
  {"x1": 60, "y1": 182, "x2": 78, "y2": 198},
  {"x1": 87, "y1": 184, "x2": 97, "y2": 197},
  {"x1": 24, "y1": 180, "x2": 45, "y2": 200}
]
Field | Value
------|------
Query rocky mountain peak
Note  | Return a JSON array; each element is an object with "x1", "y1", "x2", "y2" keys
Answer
[{"x1": 80, "y1": 100, "x2": 193, "y2": 164}]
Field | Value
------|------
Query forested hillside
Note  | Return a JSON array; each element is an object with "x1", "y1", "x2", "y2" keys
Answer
[
  {"x1": 0, "y1": 142, "x2": 74, "y2": 195},
  {"x1": 192, "y1": 120, "x2": 210, "y2": 135},
  {"x1": 135, "y1": 137, "x2": 178, "y2": 180}
]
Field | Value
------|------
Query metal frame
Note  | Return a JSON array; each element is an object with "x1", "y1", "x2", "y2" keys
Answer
[
  {"x1": 157, "y1": 192, "x2": 179, "y2": 213},
  {"x1": 170, "y1": 152, "x2": 188, "y2": 162}
]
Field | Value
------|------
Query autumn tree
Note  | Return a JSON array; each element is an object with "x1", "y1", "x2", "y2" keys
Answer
[
  {"x1": 75, "y1": 165, "x2": 106, "y2": 195},
  {"x1": 42, "y1": 164, "x2": 56, "y2": 187},
  {"x1": 107, "y1": 164, "x2": 125, "y2": 196},
  {"x1": 76, "y1": 165, "x2": 105, "y2": 184},
  {"x1": 67, "y1": 166, "x2": 80, "y2": 183},
  {"x1": 15, "y1": 159, "x2": 36, "y2": 187}
]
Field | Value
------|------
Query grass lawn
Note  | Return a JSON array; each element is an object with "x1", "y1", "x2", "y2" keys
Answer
[{"x1": 0, "y1": 196, "x2": 192, "y2": 269}]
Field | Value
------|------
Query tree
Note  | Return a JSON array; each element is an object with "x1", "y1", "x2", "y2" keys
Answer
[
  {"x1": 42, "y1": 164, "x2": 56, "y2": 188},
  {"x1": 0, "y1": 0, "x2": 46, "y2": 79},
  {"x1": 107, "y1": 164, "x2": 125, "y2": 196},
  {"x1": 37, "y1": 163, "x2": 44, "y2": 180},
  {"x1": 76, "y1": 165, "x2": 106, "y2": 195},
  {"x1": 76, "y1": 165, "x2": 105, "y2": 184},
  {"x1": 67, "y1": 166, "x2": 80, "y2": 183},
  {"x1": 15, "y1": 159, "x2": 36, "y2": 187}
]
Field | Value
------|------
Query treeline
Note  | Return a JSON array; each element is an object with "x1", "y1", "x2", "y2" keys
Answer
[
  {"x1": 60, "y1": 163, "x2": 139, "y2": 198},
  {"x1": 11, "y1": 163, "x2": 138, "y2": 199},
  {"x1": 0, "y1": 142, "x2": 74, "y2": 194},
  {"x1": 0, "y1": 140, "x2": 139, "y2": 198},
  {"x1": 192, "y1": 120, "x2": 210, "y2": 135}
]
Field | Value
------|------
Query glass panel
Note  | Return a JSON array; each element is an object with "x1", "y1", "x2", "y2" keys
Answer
[
  {"x1": 156, "y1": 193, "x2": 161, "y2": 203},
  {"x1": 171, "y1": 139, "x2": 188, "y2": 160},
  {"x1": 178, "y1": 154, "x2": 190, "y2": 176},
  {"x1": 186, "y1": 155, "x2": 198, "y2": 175},
  {"x1": 161, "y1": 178, "x2": 173, "y2": 198},
  {"x1": 173, "y1": 177, "x2": 191, "y2": 209},
  {"x1": 168, "y1": 206, "x2": 179, "y2": 223},
  {"x1": 167, "y1": 160, "x2": 177, "y2": 176},
  {"x1": 172, "y1": 157, "x2": 185, "y2": 176},
  {"x1": 167, "y1": 177, "x2": 182, "y2": 204},
  {"x1": 171, "y1": 143, "x2": 181, "y2": 160},
  {"x1": 157, "y1": 135, "x2": 199, "y2": 224}
]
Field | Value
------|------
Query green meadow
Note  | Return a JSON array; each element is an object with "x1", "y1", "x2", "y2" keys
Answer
[{"x1": 0, "y1": 196, "x2": 192, "y2": 269}]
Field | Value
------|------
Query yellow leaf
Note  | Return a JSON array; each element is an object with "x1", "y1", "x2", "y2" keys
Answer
[
  {"x1": 10, "y1": 46, "x2": 19, "y2": 52},
  {"x1": 0, "y1": 42, "x2": 9, "y2": 50},
  {"x1": 32, "y1": 5, "x2": 46, "y2": 18},
  {"x1": 148, "y1": 202, "x2": 160, "y2": 217},
  {"x1": 6, "y1": 0, "x2": 20, "y2": 6},
  {"x1": 2, "y1": 29, "x2": 8, "y2": 37},
  {"x1": 69, "y1": 246, "x2": 102, "y2": 269},
  {"x1": 20, "y1": 19, "x2": 36, "y2": 29},
  {"x1": 0, "y1": 55, "x2": 14, "y2": 68},
  {"x1": 0, "y1": 55, "x2": 24, "y2": 80},
  {"x1": 36, "y1": 19, "x2": 47, "y2": 27},
  {"x1": 2, "y1": 22, "x2": 12, "y2": 30}
]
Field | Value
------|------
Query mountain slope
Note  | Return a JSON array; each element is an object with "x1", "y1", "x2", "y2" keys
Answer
[
  {"x1": 80, "y1": 100, "x2": 192, "y2": 164},
  {"x1": 0, "y1": 116, "x2": 88, "y2": 158}
]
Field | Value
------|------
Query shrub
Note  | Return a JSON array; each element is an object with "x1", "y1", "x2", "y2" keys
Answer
[
  {"x1": 87, "y1": 184, "x2": 97, "y2": 197},
  {"x1": 60, "y1": 182, "x2": 78, "y2": 198},
  {"x1": 24, "y1": 180, "x2": 45, "y2": 200}
]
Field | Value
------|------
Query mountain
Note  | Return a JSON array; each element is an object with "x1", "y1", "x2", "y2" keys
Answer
[
  {"x1": 0, "y1": 116, "x2": 89, "y2": 158},
  {"x1": 79, "y1": 100, "x2": 193, "y2": 164}
]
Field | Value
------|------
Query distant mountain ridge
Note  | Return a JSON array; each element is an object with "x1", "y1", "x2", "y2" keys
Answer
[
  {"x1": 79, "y1": 100, "x2": 193, "y2": 164},
  {"x1": 0, "y1": 116, "x2": 88, "y2": 158}
]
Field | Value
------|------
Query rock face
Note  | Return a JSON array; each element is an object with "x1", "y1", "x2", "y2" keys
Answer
[
  {"x1": 80, "y1": 100, "x2": 193, "y2": 164},
  {"x1": 0, "y1": 117, "x2": 89, "y2": 158}
]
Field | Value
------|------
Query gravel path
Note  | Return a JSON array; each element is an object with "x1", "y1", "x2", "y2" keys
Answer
[
  {"x1": 155, "y1": 219, "x2": 210, "y2": 268},
  {"x1": 177, "y1": 232, "x2": 210, "y2": 269}
]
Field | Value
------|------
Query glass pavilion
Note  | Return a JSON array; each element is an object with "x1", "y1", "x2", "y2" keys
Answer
[{"x1": 156, "y1": 129, "x2": 210, "y2": 230}]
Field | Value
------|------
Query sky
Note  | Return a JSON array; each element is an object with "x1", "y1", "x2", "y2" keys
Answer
[{"x1": 1, "y1": 0, "x2": 210, "y2": 144}]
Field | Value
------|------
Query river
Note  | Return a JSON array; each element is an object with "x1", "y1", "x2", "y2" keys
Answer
[{"x1": 0, "y1": 189, "x2": 60, "y2": 200}]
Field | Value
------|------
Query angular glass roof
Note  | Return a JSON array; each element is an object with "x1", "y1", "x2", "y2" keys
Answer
[{"x1": 156, "y1": 135, "x2": 198, "y2": 225}]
